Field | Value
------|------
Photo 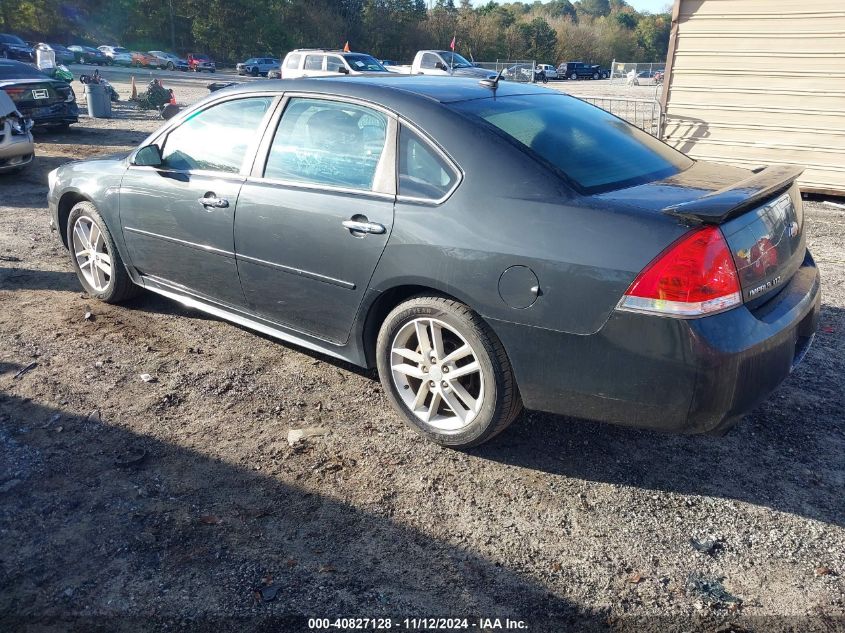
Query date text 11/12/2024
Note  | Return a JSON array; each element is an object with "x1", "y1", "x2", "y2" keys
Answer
[{"x1": 307, "y1": 617, "x2": 528, "y2": 630}]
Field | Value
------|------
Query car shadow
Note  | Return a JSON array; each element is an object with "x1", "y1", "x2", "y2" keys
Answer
[
  {"x1": 474, "y1": 303, "x2": 845, "y2": 529},
  {"x1": 33, "y1": 123, "x2": 150, "y2": 147},
  {"x1": 0, "y1": 267, "x2": 79, "y2": 292},
  {"x1": 0, "y1": 393, "x2": 601, "y2": 630}
]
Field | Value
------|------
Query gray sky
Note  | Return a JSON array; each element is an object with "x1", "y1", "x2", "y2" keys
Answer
[{"x1": 469, "y1": 0, "x2": 672, "y2": 13}]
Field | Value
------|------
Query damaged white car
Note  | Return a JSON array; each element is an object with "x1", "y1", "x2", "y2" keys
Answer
[{"x1": 0, "y1": 89, "x2": 33, "y2": 173}]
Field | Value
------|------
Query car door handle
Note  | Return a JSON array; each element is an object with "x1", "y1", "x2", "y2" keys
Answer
[
  {"x1": 198, "y1": 195, "x2": 229, "y2": 209},
  {"x1": 342, "y1": 219, "x2": 385, "y2": 235}
]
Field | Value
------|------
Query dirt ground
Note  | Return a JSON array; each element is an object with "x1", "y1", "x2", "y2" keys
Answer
[{"x1": 0, "y1": 80, "x2": 843, "y2": 632}]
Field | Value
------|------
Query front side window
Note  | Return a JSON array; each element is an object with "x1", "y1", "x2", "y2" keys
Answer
[
  {"x1": 264, "y1": 98, "x2": 387, "y2": 191},
  {"x1": 398, "y1": 126, "x2": 457, "y2": 200},
  {"x1": 304, "y1": 55, "x2": 323, "y2": 71},
  {"x1": 451, "y1": 93, "x2": 692, "y2": 194},
  {"x1": 420, "y1": 53, "x2": 439, "y2": 69},
  {"x1": 161, "y1": 97, "x2": 274, "y2": 173},
  {"x1": 285, "y1": 53, "x2": 301, "y2": 69},
  {"x1": 326, "y1": 55, "x2": 345, "y2": 72}
]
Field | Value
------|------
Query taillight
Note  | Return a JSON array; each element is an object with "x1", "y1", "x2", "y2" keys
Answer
[{"x1": 618, "y1": 225, "x2": 742, "y2": 317}]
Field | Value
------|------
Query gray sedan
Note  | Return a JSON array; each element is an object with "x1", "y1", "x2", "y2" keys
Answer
[{"x1": 47, "y1": 77, "x2": 820, "y2": 448}]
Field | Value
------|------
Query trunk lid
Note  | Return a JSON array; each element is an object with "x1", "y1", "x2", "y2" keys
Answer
[{"x1": 595, "y1": 162, "x2": 806, "y2": 307}]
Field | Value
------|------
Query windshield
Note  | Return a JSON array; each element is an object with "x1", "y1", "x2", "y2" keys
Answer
[
  {"x1": 0, "y1": 34, "x2": 26, "y2": 45},
  {"x1": 342, "y1": 54, "x2": 386, "y2": 72},
  {"x1": 451, "y1": 93, "x2": 693, "y2": 194},
  {"x1": 439, "y1": 52, "x2": 472, "y2": 68},
  {"x1": 0, "y1": 60, "x2": 49, "y2": 80}
]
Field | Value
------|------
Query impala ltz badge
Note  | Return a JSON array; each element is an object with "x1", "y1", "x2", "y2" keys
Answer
[
  {"x1": 748, "y1": 275, "x2": 782, "y2": 298},
  {"x1": 31, "y1": 88, "x2": 49, "y2": 100}
]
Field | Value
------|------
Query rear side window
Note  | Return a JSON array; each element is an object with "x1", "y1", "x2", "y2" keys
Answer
[
  {"x1": 264, "y1": 98, "x2": 387, "y2": 191},
  {"x1": 303, "y1": 55, "x2": 323, "y2": 71},
  {"x1": 398, "y1": 126, "x2": 457, "y2": 200},
  {"x1": 285, "y1": 53, "x2": 300, "y2": 69},
  {"x1": 161, "y1": 97, "x2": 273, "y2": 173},
  {"x1": 451, "y1": 93, "x2": 692, "y2": 194}
]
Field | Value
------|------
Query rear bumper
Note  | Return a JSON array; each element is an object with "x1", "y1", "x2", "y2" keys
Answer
[
  {"x1": 490, "y1": 252, "x2": 821, "y2": 434},
  {"x1": 19, "y1": 102, "x2": 79, "y2": 127}
]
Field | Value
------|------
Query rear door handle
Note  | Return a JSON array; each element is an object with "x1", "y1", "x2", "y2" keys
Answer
[
  {"x1": 198, "y1": 195, "x2": 229, "y2": 209},
  {"x1": 342, "y1": 219, "x2": 385, "y2": 235}
]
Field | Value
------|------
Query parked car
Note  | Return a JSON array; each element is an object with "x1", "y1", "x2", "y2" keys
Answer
[
  {"x1": 535, "y1": 63, "x2": 558, "y2": 79},
  {"x1": 558, "y1": 61, "x2": 602, "y2": 80},
  {"x1": 40, "y1": 43, "x2": 75, "y2": 65},
  {"x1": 46, "y1": 77, "x2": 819, "y2": 448},
  {"x1": 380, "y1": 59, "x2": 400, "y2": 67},
  {"x1": 130, "y1": 51, "x2": 165, "y2": 68},
  {"x1": 0, "y1": 33, "x2": 33, "y2": 61},
  {"x1": 0, "y1": 88, "x2": 34, "y2": 173},
  {"x1": 237, "y1": 57, "x2": 280, "y2": 76},
  {"x1": 384, "y1": 50, "x2": 497, "y2": 80},
  {"x1": 98, "y1": 46, "x2": 133, "y2": 66},
  {"x1": 186, "y1": 53, "x2": 215, "y2": 72},
  {"x1": 281, "y1": 49, "x2": 388, "y2": 79},
  {"x1": 0, "y1": 59, "x2": 78, "y2": 129},
  {"x1": 148, "y1": 50, "x2": 188, "y2": 71},
  {"x1": 67, "y1": 45, "x2": 108, "y2": 65}
]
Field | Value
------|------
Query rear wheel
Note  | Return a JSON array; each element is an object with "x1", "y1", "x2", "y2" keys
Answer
[
  {"x1": 167, "y1": 61, "x2": 175, "y2": 70},
  {"x1": 593, "y1": 72, "x2": 600, "y2": 80},
  {"x1": 376, "y1": 296, "x2": 522, "y2": 449},
  {"x1": 569, "y1": 72, "x2": 578, "y2": 80},
  {"x1": 67, "y1": 202, "x2": 139, "y2": 304}
]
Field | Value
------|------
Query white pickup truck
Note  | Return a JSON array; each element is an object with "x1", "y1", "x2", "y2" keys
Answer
[{"x1": 385, "y1": 50, "x2": 498, "y2": 80}]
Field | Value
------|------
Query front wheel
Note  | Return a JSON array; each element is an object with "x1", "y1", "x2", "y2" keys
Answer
[
  {"x1": 251, "y1": 67, "x2": 259, "y2": 77},
  {"x1": 569, "y1": 72, "x2": 578, "y2": 80},
  {"x1": 593, "y1": 72, "x2": 600, "y2": 80},
  {"x1": 67, "y1": 202, "x2": 139, "y2": 303},
  {"x1": 167, "y1": 61, "x2": 175, "y2": 70},
  {"x1": 376, "y1": 296, "x2": 522, "y2": 448}
]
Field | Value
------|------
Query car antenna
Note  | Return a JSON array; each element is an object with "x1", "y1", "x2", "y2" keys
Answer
[{"x1": 479, "y1": 69, "x2": 504, "y2": 91}]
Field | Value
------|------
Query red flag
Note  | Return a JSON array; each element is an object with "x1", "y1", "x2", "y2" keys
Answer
[
  {"x1": 343, "y1": 41, "x2": 350, "y2": 52},
  {"x1": 449, "y1": 35, "x2": 455, "y2": 51}
]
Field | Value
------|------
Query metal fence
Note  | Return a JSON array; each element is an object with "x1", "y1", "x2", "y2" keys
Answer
[
  {"x1": 576, "y1": 96, "x2": 664, "y2": 137},
  {"x1": 609, "y1": 60, "x2": 665, "y2": 86},
  {"x1": 475, "y1": 59, "x2": 536, "y2": 83}
]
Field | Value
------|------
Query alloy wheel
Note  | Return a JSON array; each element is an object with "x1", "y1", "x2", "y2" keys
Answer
[
  {"x1": 390, "y1": 317, "x2": 484, "y2": 432},
  {"x1": 71, "y1": 216, "x2": 112, "y2": 292}
]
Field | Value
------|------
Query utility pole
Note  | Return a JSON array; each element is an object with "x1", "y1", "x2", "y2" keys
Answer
[{"x1": 168, "y1": 0, "x2": 176, "y2": 50}]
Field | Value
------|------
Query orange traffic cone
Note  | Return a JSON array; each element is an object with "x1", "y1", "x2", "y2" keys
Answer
[
  {"x1": 169, "y1": 89, "x2": 176, "y2": 105},
  {"x1": 130, "y1": 76, "x2": 137, "y2": 100}
]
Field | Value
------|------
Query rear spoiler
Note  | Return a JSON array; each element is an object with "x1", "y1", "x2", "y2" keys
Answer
[{"x1": 663, "y1": 165, "x2": 804, "y2": 224}]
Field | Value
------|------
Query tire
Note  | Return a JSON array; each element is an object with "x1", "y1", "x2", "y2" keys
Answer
[
  {"x1": 167, "y1": 61, "x2": 175, "y2": 70},
  {"x1": 106, "y1": 58, "x2": 113, "y2": 65},
  {"x1": 66, "y1": 201, "x2": 139, "y2": 304},
  {"x1": 251, "y1": 67, "x2": 259, "y2": 77},
  {"x1": 376, "y1": 295, "x2": 522, "y2": 448},
  {"x1": 210, "y1": 68, "x2": 215, "y2": 73},
  {"x1": 593, "y1": 72, "x2": 599, "y2": 80},
  {"x1": 569, "y1": 72, "x2": 577, "y2": 80}
]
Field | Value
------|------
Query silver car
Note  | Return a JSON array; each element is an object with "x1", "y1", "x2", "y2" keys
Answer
[
  {"x1": 0, "y1": 89, "x2": 34, "y2": 173},
  {"x1": 237, "y1": 57, "x2": 280, "y2": 77}
]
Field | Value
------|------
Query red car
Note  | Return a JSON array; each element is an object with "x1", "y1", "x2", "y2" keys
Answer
[{"x1": 186, "y1": 53, "x2": 216, "y2": 73}]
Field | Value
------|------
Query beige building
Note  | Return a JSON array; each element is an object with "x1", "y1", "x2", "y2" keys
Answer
[{"x1": 660, "y1": 0, "x2": 845, "y2": 196}]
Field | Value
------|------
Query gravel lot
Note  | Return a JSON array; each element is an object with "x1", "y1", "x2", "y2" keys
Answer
[{"x1": 0, "y1": 75, "x2": 843, "y2": 632}]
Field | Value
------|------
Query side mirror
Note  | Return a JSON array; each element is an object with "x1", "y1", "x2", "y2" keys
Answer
[
  {"x1": 435, "y1": 62, "x2": 447, "y2": 71},
  {"x1": 133, "y1": 144, "x2": 162, "y2": 167},
  {"x1": 337, "y1": 66, "x2": 349, "y2": 74}
]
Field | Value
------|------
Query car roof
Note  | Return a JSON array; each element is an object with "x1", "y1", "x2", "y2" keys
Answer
[{"x1": 227, "y1": 75, "x2": 547, "y2": 105}]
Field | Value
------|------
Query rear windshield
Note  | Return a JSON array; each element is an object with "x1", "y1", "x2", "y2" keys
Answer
[
  {"x1": 0, "y1": 60, "x2": 48, "y2": 80},
  {"x1": 0, "y1": 34, "x2": 26, "y2": 45},
  {"x1": 342, "y1": 54, "x2": 387, "y2": 72},
  {"x1": 451, "y1": 93, "x2": 692, "y2": 194}
]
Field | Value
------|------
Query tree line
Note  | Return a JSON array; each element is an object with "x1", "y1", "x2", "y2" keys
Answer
[{"x1": 1, "y1": 0, "x2": 671, "y2": 66}]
